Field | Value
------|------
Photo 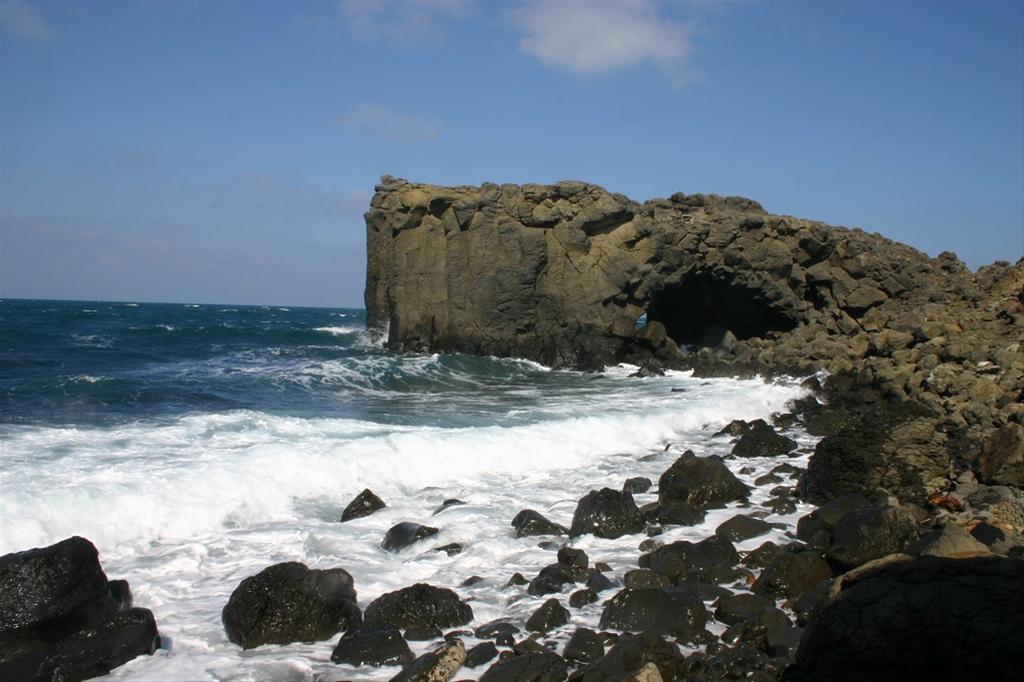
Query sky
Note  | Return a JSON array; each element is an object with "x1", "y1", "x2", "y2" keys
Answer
[{"x1": 1, "y1": 0, "x2": 1022, "y2": 308}]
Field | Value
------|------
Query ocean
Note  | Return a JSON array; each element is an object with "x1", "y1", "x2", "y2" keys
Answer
[{"x1": 0, "y1": 298, "x2": 816, "y2": 681}]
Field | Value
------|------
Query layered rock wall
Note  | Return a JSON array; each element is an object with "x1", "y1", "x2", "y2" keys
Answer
[{"x1": 365, "y1": 177, "x2": 1023, "y2": 502}]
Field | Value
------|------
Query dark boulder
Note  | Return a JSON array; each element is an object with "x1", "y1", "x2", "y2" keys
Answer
[
  {"x1": 569, "y1": 589, "x2": 598, "y2": 608},
  {"x1": 331, "y1": 622, "x2": 414, "y2": 667},
  {"x1": 475, "y1": 619, "x2": 519, "y2": 640},
  {"x1": 478, "y1": 651, "x2": 568, "y2": 682},
  {"x1": 638, "y1": 536, "x2": 740, "y2": 584},
  {"x1": 658, "y1": 451, "x2": 749, "y2": 511},
  {"x1": 525, "y1": 598, "x2": 570, "y2": 633},
  {"x1": 623, "y1": 477, "x2": 653, "y2": 494},
  {"x1": 527, "y1": 563, "x2": 585, "y2": 597},
  {"x1": 623, "y1": 569, "x2": 671, "y2": 589},
  {"x1": 432, "y1": 498, "x2": 466, "y2": 515},
  {"x1": 557, "y1": 547, "x2": 588, "y2": 571},
  {"x1": 753, "y1": 547, "x2": 831, "y2": 602},
  {"x1": 731, "y1": 424, "x2": 797, "y2": 458},
  {"x1": 825, "y1": 505, "x2": 920, "y2": 570},
  {"x1": 569, "y1": 488, "x2": 644, "y2": 539},
  {"x1": 222, "y1": 561, "x2": 360, "y2": 649},
  {"x1": 382, "y1": 522, "x2": 439, "y2": 552},
  {"x1": 511, "y1": 510, "x2": 568, "y2": 537},
  {"x1": 563, "y1": 627, "x2": 604, "y2": 664},
  {"x1": 795, "y1": 494, "x2": 873, "y2": 548},
  {"x1": 585, "y1": 568, "x2": 614, "y2": 592},
  {"x1": 788, "y1": 556, "x2": 1024, "y2": 682},
  {"x1": 0, "y1": 536, "x2": 161, "y2": 682},
  {"x1": 573, "y1": 632, "x2": 687, "y2": 682},
  {"x1": 340, "y1": 488, "x2": 386, "y2": 522},
  {"x1": 465, "y1": 641, "x2": 499, "y2": 668},
  {"x1": 715, "y1": 515, "x2": 773, "y2": 543},
  {"x1": 655, "y1": 500, "x2": 706, "y2": 526},
  {"x1": 714, "y1": 593, "x2": 790, "y2": 629},
  {"x1": 598, "y1": 587, "x2": 706, "y2": 642},
  {"x1": 364, "y1": 584, "x2": 472, "y2": 630}
]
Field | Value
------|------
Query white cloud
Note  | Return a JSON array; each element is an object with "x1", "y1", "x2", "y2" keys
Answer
[
  {"x1": 0, "y1": 0, "x2": 56, "y2": 42},
  {"x1": 340, "y1": 104, "x2": 440, "y2": 144},
  {"x1": 339, "y1": 0, "x2": 475, "y2": 44},
  {"x1": 508, "y1": 0, "x2": 697, "y2": 86}
]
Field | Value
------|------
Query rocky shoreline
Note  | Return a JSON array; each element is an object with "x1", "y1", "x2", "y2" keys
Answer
[
  {"x1": 3, "y1": 395, "x2": 1021, "y2": 681},
  {"x1": 2, "y1": 177, "x2": 1021, "y2": 680}
]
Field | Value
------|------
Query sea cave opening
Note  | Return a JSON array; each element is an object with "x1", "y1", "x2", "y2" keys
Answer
[{"x1": 644, "y1": 272, "x2": 798, "y2": 349}]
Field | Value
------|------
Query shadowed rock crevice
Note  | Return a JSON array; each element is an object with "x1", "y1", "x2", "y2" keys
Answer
[{"x1": 646, "y1": 270, "x2": 800, "y2": 348}]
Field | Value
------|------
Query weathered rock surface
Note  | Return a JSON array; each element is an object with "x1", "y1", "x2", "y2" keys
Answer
[
  {"x1": 599, "y1": 587, "x2": 706, "y2": 642},
  {"x1": 364, "y1": 584, "x2": 472, "y2": 630},
  {"x1": 365, "y1": 177, "x2": 1023, "y2": 504},
  {"x1": 222, "y1": 562, "x2": 359, "y2": 649},
  {"x1": 511, "y1": 510, "x2": 567, "y2": 537},
  {"x1": 331, "y1": 622, "x2": 414, "y2": 667},
  {"x1": 0, "y1": 536, "x2": 160, "y2": 682},
  {"x1": 478, "y1": 651, "x2": 568, "y2": 682},
  {"x1": 572, "y1": 632, "x2": 687, "y2": 682},
  {"x1": 341, "y1": 488, "x2": 386, "y2": 522},
  {"x1": 658, "y1": 452, "x2": 749, "y2": 511},
  {"x1": 390, "y1": 638, "x2": 465, "y2": 682},
  {"x1": 569, "y1": 488, "x2": 644, "y2": 539},
  {"x1": 787, "y1": 556, "x2": 1024, "y2": 681}
]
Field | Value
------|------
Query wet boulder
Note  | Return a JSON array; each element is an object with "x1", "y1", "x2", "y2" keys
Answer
[
  {"x1": 222, "y1": 561, "x2": 360, "y2": 649},
  {"x1": 563, "y1": 627, "x2": 604, "y2": 664},
  {"x1": 655, "y1": 500, "x2": 706, "y2": 526},
  {"x1": 478, "y1": 651, "x2": 568, "y2": 682},
  {"x1": 658, "y1": 451, "x2": 749, "y2": 510},
  {"x1": 525, "y1": 598, "x2": 570, "y2": 633},
  {"x1": 511, "y1": 510, "x2": 568, "y2": 537},
  {"x1": 714, "y1": 593, "x2": 790, "y2": 630},
  {"x1": 788, "y1": 556, "x2": 1024, "y2": 681},
  {"x1": 715, "y1": 515, "x2": 773, "y2": 543},
  {"x1": 573, "y1": 632, "x2": 687, "y2": 682},
  {"x1": 623, "y1": 477, "x2": 653, "y2": 494},
  {"x1": 527, "y1": 562, "x2": 585, "y2": 596},
  {"x1": 599, "y1": 587, "x2": 707, "y2": 642},
  {"x1": 569, "y1": 488, "x2": 644, "y2": 539},
  {"x1": 465, "y1": 641, "x2": 499, "y2": 668},
  {"x1": 364, "y1": 583, "x2": 472, "y2": 630},
  {"x1": 753, "y1": 547, "x2": 832, "y2": 602},
  {"x1": 331, "y1": 622, "x2": 414, "y2": 667},
  {"x1": 731, "y1": 423, "x2": 797, "y2": 458},
  {"x1": 340, "y1": 488, "x2": 386, "y2": 522},
  {"x1": 825, "y1": 504, "x2": 920, "y2": 570},
  {"x1": 638, "y1": 535, "x2": 740, "y2": 584},
  {"x1": 0, "y1": 536, "x2": 161, "y2": 682},
  {"x1": 382, "y1": 522, "x2": 439, "y2": 552}
]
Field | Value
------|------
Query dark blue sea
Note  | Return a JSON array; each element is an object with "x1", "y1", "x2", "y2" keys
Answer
[{"x1": 0, "y1": 298, "x2": 810, "y2": 681}]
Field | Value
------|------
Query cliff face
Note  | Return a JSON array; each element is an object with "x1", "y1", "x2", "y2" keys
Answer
[
  {"x1": 367, "y1": 177, "x2": 963, "y2": 369},
  {"x1": 365, "y1": 177, "x2": 1024, "y2": 504}
]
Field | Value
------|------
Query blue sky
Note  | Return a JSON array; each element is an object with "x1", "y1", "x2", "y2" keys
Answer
[{"x1": 1, "y1": 0, "x2": 1022, "y2": 307}]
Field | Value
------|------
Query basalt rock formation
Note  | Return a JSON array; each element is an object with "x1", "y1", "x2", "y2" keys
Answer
[{"x1": 365, "y1": 177, "x2": 1023, "y2": 509}]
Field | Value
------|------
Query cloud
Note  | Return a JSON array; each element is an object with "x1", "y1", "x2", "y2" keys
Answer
[
  {"x1": 508, "y1": 0, "x2": 697, "y2": 86},
  {"x1": 340, "y1": 104, "x2": 440, "y2": 143},
  {"x1": 339, "y1": 0, "x2": 475, "y2": 44},
  {"x1": 0, "y1": 0, "x2": 56, "y2": 42}
]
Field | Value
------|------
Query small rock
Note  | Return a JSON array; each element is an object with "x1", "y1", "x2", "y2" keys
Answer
[
  {"x1": 365, "y1": 584, "x2": 472, "y2": 630},
  {"x1": 557, "y1": 547, "x2": 588, "y2": 570},
  {"x1": 390, "y1": 638, "x2": 465, "y2": 682},
  {"x1": 563, "y1": 627, "x2": 605, "y2": 664},
  {"x1": 598, "y1": 588, "x2": 706, "y2": 643},
  {"x1": 331, "y1": 622, "x2": 414, "y2": 667},
  {"x1": 569, "y1": 589, "x2": 598, "y2": 608},
  {"x1": 433, "y1": 499, "x2": 467, "y2": 515},
  {"x1": 623, "y1": 477, "x2": 653, "y2": 494},
  {"x1": 341, "y1": 488, "x2": 386, "y2": 522},
  {"x1": 478, "y1": 651, "x2": 567, "y2": 682},
  {"x1": 526, "y1": 598, "x2": 570, "y2": 633},
  {"x1": 658, "y1": 451, "x2": 749, "y2": 511},
  {"x1": 382, "y1": 523, "x2": 440, "y2": 552},
  {"x1": 465, "y1": 641, "x2": 499, "y2": 668},
  {"x1": 511, "y1": 510, "x2": 568, "y2": 537},
  {"x1": 715, "y1": 515, "x2": 773, "y2": 543},
  {"x1": 569, "y1": 488, "x2": 645, "y2": 539}
]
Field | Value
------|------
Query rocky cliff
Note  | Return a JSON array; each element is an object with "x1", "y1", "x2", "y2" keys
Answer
[{"x1": 365, "y1": 176, "x2": 1023, "y2": 503}]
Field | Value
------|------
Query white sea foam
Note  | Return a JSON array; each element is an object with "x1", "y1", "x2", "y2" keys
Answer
[
  {"x1": 313, "y1": 326, "x2": 363, "y2": 336},
  {"x1": 1, "y1": 372, "x2": 815, "y2": 681}
]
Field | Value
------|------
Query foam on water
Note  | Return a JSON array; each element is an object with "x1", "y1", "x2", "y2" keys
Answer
[{"x1": 0, "y1": 366, "x2": 814, "y2": 682}]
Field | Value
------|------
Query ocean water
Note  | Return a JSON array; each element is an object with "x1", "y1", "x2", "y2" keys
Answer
[{"x1": 0, "y1": 299, "x2": 817, "y2": 681}]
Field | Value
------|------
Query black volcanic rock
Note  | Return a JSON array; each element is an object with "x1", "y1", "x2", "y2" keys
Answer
[
  {"x1": 478, "y1": 651, "x2": 567, "y2": 682},
  {"x1": 222, "y1": 561, "x2": 359, "y2": 649},
  {"x1": 382, "y1": 522, "x2": 439, "y2": 552},
  {"x1": 511, "y1": 509, "x2": 567, "y2": 537},
  {"x1": 731, "y1": 423, "x2": 797, "y2": 458},
  {"x1": 525, "y1": 598, "x2": 570, "y2": 633},
  {"x1": 364, "y1": 583, "x2": 472, "y2": 630},
  {"x1": 569, "y1": 488, "x2": 644, "y2": 539},
  {"x1": 331, "y1": 621, "x2": 413, "y2": 667},
  {"x1": 599, "y1": 587, "x2": 706, "y2": 642},
  {"x1": 0, "y1": 536, "x2": 160, "y2": 682},
  {"x1": 658, "y1": 451, "x2": 749, "y2": 511},
  {"x1": 788, "y1": 556, "x2": 1024, "y2": 681},
  {"x1": 574, "y1": 632, "x2": 687, "y2": 682},
  {"x1": 340, "y1": 488, "x2": 386, "y2": 522}
]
